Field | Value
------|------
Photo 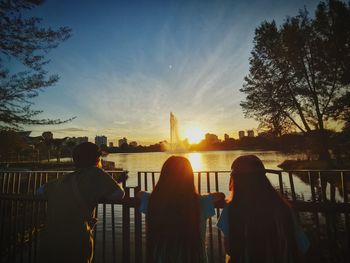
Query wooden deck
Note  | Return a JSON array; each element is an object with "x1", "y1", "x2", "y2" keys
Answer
[{"x1": 0, "y1": 170, "x2": 349, "y2": 263}]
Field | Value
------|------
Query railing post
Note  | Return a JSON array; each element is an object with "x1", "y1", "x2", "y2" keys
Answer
[
  {"x1": 137, "y1": 172, "x2": 141, "y2": 191},
  {"x1": 28, "y1": 197, "x2": 34, "y2": 263},
  {"x1": 206, "y1": 172, "x2": 214, "y2": 262},
  {"x1": 6, "y1": 172, "x2": 11, "y2": 193},
  {"x1": 102, "y1": 203, "x2": 106, "y2": 263},
  {"x1": 341, "y1": 171, "x2": 349, "y2": 260},
  {"x1": 17, "y1": 172, "x2": 22, "y2": 194},
  {"x1": 33, "y1": 198, "x2": 40, "y2": 263},
  {"x1": 341, "y1": 172, "x2": 348, "y2": 204},
  {"x1": 319, "y1": 171, "x2": 327, "y2": 202},
  {"x1": 198, "y1": 172, "x2": 201, "y2": 194},
  {"x1": 288, "y1": 172, "x2": 296, "y2": 201},
  {"x1": 151, "y1": 172, "x2": 155, "y2": 189},
  {"x1": 144, "y1": 172, "x2": 148, "y2": 192},
  {"x1": 214, "y1": 172, "x2": 224, "y2": 262},
  {"x1": 111, "y1": 203, "x2": 116, "y2": 263},
  {"x1": 33, "y1": 172, "x2": 38, "y2": 194},
  {"x1": 27, "y1": 172, "x2": 32, "y2": 194},
  {"x1": 12, "y1": 172, "x2": 16, "y2": 193},
  {"x1": 12, "y1": 193, "x2": 19, "y2": 262},
  {"x1": 122, "y1": 188, "x2": 130, "y2": 263},
  {"x1": 0, "y1": 196, "x2": 5, "y2": 261},
  {"x1": 278, "y1": 171, "x2": 284, "y2": 195},
  {"x1": 134, "y1": 186, "x2": 142, "y2": 263},
  {"x1": 20, "y1": 199, "x2": 26, "y2": 263}
]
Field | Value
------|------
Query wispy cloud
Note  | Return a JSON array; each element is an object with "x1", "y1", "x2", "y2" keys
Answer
[{"x1": 28, "y1": 0, "x2": 320, "y2": 142}]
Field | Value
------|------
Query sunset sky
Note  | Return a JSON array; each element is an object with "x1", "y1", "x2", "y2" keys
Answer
[{"x1": 25, "y1": 0, "x2": 320, "y2": 145}]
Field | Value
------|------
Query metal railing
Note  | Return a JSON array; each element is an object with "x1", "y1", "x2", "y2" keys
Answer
[{"x1": 0, "y1": 170, "x2": 349, "y2": 263}]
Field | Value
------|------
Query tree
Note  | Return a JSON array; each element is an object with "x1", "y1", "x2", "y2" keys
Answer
[
  {"x1": 0, "y1": 130, "x2": 29, "y2": 161},
  {"x1": 52, "y1": 137, "x2": 68, "y2": 163},
  {"x1": 0, "y1": 0, "x2": 74, "y2": 130},
  {"x1": 65, "y1": 139, "x2": 77, "y2": 161},
  {"x1": 43, "y1": 137, "x2": 53, "y2": 162},
  {"x1": 330, "y1": 91, "x2": 350, "y2": 131},
  {"x1": 241, "y1": 0, "x2": 350, "y2": 160}
]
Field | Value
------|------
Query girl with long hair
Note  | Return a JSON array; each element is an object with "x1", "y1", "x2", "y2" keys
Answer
[
  {"x1": 138, "y1": 156, "x2": 224, "y2": 263},
  {"x1": 217, "y1": 155, "x2": 309, "y2": 263}
]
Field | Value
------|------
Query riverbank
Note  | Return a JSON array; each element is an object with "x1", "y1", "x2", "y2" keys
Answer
[
  {"x1": 278, "y1": 159, "x2": 350, "y2": 170},
  {"x1": 0, "y1": 159, "x2": 119, "y2": 171}
]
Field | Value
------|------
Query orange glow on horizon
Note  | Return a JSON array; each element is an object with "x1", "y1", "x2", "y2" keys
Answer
[{"x1": 183, "y1": 127, "x2": 205, "y2": 144}]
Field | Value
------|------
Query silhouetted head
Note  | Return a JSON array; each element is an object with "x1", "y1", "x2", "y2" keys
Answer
[
  {"x1": 73, "y1": 142, "x2": 102, "y2": 169},
  {"x1": 155, "y1": 156, "x2": 196, "y2": 195},
  {"x1": 231, "y1": 154, "x2": 265, "y2": 175},
  {"x1": 229, "y1": 155, "x2": 268, "y2": 200}
]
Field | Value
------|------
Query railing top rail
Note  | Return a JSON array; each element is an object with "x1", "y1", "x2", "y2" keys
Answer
[
  {"x1": 274, "y1": 169, "x2": 350, "y2": 172},
  {"x1": 1, "y1": 193, "x2": 350, "y2": 212},
  {"x1": 137, "y1": 169, "x2": 350, "y2": 173},
  {"x1": 137, "y1": 170, "x2": 232, "y2": 173},
  {"x1": 0, "y1": 170, "x2": 127, "y2": 173}
]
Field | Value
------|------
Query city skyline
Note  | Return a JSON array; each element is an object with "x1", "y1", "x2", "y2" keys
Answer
[
  {"x1": 23, "y1": 0, "x2": 320, "y2": 144},
  {"x1": 35, "y1": 126, "x2": 256, "y2": 147}
]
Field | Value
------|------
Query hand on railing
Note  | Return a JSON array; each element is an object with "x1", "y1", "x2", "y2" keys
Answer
[
  {"x1": 116, "y1": 171, "x2": 129, "y2": 184},
  {"x1": 211, "y1": 192, "x2": 226, "y2": 208}
]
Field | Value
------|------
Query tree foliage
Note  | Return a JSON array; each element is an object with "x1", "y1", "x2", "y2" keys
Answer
[
  {"x1": 0, "y1": 130, "x2": 29, "y2": 160},
  {"x1": 241, "y1": 0, "x2": 350, "y2": 136},
  {"x1": 0, "y1": 0, "x2": 74, "y2": 129}
]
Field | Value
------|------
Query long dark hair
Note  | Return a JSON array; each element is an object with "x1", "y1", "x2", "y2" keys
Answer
[
  {"x1": 146, "y1": 156, "x2": 203, "y2": 263},
  {"x1": 227, "y1": 155, "x2": 299, "y2": 263}
]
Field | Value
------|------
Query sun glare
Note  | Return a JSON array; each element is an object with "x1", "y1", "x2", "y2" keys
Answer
[
  {"x1": 184, "y1": 127, "x2": 205, "y2": 144},
  {"x1": 187, "y1": 153, "x2": 203, "y2": 171}
]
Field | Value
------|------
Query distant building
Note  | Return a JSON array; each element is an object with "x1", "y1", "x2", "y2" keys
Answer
[
  {"x1": 68, "y1": 136, "x2": 88, "y2": 145},
  {"x1": 247, "y1": 130, "x2": 255, "y2": 137},
  {"x1": 118, "y1": 137, "x2": 128, "y2": 147},
  {"x1": 42, "y1": 131, "x2": 53, "y2": 140},
  {"x1": 238, "y1": 130, "x2": 245, "y2": 139},
  {"x1": 109, "y1": 142, "x2": 114, "y2": 147},
  {"x1": 224, "y1": 133, "x2": 230, "y2": 141},
  {"x1": 95, "y1": 135, "x2": 107, "y2": 147},
  {"x1": 129, "y1": 141, "x2": 138, "y2": 147},
  {"x1": 205, "y1": 133, "x2": 220, "y2": 144}
]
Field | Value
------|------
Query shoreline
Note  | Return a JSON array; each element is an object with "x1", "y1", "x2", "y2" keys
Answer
[{"x1": 279, "y1": 159, "x2": 350, "y2": 170}]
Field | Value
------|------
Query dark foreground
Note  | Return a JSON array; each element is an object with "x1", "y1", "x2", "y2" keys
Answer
[{"x1": 0, "y1": 169, "x2": 349, "y2": 263}]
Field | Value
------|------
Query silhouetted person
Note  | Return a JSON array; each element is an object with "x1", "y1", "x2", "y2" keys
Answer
[
  {"x1": 217, "y1": 155, "x2": 309, "y2": 263},
  {"x1": 38, "y1": 142, "x2": 125, "y2": 263},
  {"x1": 138, "y1": 156, "x2": 225, "y2": 263}
]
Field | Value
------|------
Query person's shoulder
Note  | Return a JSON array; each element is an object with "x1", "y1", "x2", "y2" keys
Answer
[
  {"x1": 46, "y1": 174, "x2": 68, "y2": 188},
  {"x1": 90, "y1": 166, "x2": 106, "y2": 173},
  {"x1": 80, "y1": 166, "x2": 108, "y2": 177}
]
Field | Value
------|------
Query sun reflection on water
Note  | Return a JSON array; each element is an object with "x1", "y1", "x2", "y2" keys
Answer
[{"x1": 187, "y1": 152, "x2": 203, "y2": 171}]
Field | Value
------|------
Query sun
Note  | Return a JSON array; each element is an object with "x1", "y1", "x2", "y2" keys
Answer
[{"x1": 184, "y1": 127, "x2": 205, "y2": 144}]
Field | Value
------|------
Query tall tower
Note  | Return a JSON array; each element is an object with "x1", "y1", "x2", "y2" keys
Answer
[{"x1": 170, "y1": 112, "x2": 180, "y2": 151}]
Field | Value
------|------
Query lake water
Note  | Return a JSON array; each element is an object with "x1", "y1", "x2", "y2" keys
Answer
[
  {"x1": 104, "y1": 150, "x2": 322, "y2": 200},
  {"x1": 105, "y1": 150, "x2": 299, "y2": 172}
]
